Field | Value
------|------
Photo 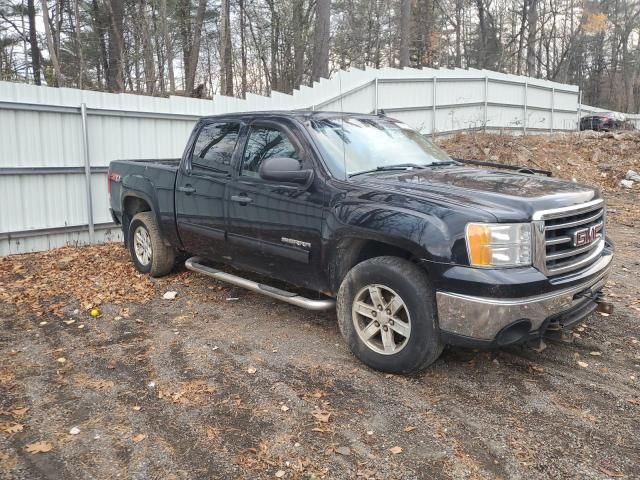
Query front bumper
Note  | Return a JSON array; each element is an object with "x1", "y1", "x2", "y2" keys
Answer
[{"x1": 436, "y1": 250, "x2": 612, "y2": 346}]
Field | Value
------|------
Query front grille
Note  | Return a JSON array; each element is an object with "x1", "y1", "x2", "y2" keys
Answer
[{"x1": 535, "y1": 200, "x2": 605, "y2": 276}]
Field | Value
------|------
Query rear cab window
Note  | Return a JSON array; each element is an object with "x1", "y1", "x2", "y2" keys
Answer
[{"x1": 191, "y1": 122, "x2": 240, "y2": 174}]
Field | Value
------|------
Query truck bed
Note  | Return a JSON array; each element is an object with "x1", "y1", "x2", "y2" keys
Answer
[
  {"x1": 108, "y1": 158, "x2": 182, "y2": 247},
  {"x1": 113, "y1": 158, "x2": 181, "y2": 169}
]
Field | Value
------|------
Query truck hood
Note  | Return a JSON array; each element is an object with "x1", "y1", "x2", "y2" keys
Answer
[{"x1": 357, "y1": 166, "x2": 600, "y2": 221}]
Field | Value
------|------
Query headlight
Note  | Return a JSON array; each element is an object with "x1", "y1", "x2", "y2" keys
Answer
[{"x1": 465, "y1": 223, "x2": 532, "y2": 267}]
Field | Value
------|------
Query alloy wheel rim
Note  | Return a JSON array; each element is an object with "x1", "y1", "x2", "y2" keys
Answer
[
  {"x1": 352, "y1": 284, "x2": 411, "y2": 355},
  {"x1": 133, "y1": 226, "x2": 152, "y2": 266}
]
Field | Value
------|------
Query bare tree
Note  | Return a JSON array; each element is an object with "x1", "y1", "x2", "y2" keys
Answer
[
  {"x1": 311, "y1": 0, "x2": 329, "y2": 82},
  {"x1": 399, "y1": 0, "x2": 412, "y2": 67},
  {"x1": 219, "y1": 0, "x2": 233, "y2": 95},
  {"x1": 41, "y1": 0, "x2": 65, "y2": 86},
  {"x1": 27, "y1": 0, "x2": 40, "y2": 85}
]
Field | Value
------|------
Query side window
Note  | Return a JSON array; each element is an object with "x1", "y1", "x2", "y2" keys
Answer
[
  {"x1": 241, "y1": 126, "x2": 300, "y2": 177},
  {"x1": 191, "y1": 122, "x2": 240, "y2": 173}
]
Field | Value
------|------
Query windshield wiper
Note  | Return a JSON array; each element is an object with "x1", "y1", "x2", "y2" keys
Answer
[
  {"x1": 428, "y1": 160, "x2": 459, "y2": 166},
  {"x1": 349, "y1": 163, "x2": 429, "y2": 177}
]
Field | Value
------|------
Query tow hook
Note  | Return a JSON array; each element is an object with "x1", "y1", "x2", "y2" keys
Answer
[
  {"x1": 593, "y1": 291, "x2": 614, "y2": 314},
  {"x1": 596, "y1": 298, "x2": 614, "y2": 315},
  {"x1": 580, "y1": 290, "x2": 614, "y2": 315}
]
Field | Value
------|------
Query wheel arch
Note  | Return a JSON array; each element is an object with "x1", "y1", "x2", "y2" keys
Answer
[
  {"x1": 328, "y1": 236, "x2": 428, "y2": 294},
  {"x1": 122, "y1": 193, "x2": 157, "y2": 243}
]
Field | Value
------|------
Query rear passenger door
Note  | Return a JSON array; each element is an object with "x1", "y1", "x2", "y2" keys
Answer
[
  {"x1": 175, "y1": 120, "x2": 240, "y2": 259},
  {"x1": 226, "y1": 120, "x2": 326, "y2": 290}
]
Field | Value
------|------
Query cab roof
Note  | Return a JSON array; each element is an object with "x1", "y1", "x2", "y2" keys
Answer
[{"x1": 198, "y1": 110, "x2": 386, "y2": 123}]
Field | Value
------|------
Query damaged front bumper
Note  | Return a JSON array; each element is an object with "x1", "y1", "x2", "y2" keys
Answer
[{"x1": 435, "y1": 247, "x2": 613, "y2": 348}]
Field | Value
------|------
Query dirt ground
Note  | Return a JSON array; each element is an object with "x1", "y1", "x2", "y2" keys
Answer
[{"x1": 1, "y1": 134, "x2": 639, "y2": 479}]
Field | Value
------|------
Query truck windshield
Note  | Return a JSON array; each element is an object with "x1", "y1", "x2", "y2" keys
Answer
[{"x1": 308, "y1": 116, "x2": 453, "y2": 178}]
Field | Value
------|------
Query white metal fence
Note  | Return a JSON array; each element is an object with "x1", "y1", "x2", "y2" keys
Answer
[{"x1": 0, "y1": 66, "x2": 626, "y2": 255}]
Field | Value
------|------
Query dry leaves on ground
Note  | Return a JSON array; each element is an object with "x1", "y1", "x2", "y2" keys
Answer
[
  {"x1": 132, "y1": 434, "x2": 146, "y2": 443},
  {"x1": 0, "y1": 244, "x2": 155, "y2": 317},
  {"x1": 158, "y1": 381, "x2": 216, "y2": 406},
  {"x1": 24, "y1": 442, "x2": 54, "y2": 454},
  {"x1": 1, "y1": 423, "x2": 24, "y2": 434}
]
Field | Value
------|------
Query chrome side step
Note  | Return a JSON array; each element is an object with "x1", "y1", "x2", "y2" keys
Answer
[{"x1": 185, "y1": 257, "x2": 336, "y2": 311}]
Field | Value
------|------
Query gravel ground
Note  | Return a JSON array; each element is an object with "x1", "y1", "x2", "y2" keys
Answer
[{"x1": 1, "y1": 204, "x2": 639, "y2": 477}]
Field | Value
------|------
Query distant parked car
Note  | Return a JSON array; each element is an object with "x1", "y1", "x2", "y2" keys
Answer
[{"x1": 580, "y1": 112, "x2": 634, "y2": 131}]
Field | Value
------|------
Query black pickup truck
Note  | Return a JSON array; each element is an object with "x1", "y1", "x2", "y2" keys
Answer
[{"x1": 108, "y1": 111, "x2": 614, "y2": 373}]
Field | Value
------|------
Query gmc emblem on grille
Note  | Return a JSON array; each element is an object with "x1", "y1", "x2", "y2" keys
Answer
[{"x1": 572, "y1": 224, "x2": 600, "y2": 247}]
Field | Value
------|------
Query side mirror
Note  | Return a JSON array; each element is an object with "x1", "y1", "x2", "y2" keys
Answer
[{"x1": 259, "y1": 156, "x2": 313, "y2": 184}]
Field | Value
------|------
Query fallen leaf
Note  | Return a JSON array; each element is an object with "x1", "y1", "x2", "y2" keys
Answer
[
  {"x1": 4, "y1": 423, "x2": 24, "y2": 433},
  {"x1": 280, "y1": 405, "x2": 290, "y2": 412},
  {"x1": 63, "y1": 319, "x2": 75, "y2": 325},
  {"x1": 598, "y1": 466, "x2": 624, "y2": 477},
  {"x1": 162, "y1": 291, "x2": 178, "y2": 300},
  {"x1": 335, "y1": 446, "x2": 351, "y2": 456},
  {"x1": 403, "y1": 426, "x2": 416, "y2": 432},
  {"x1": 132, "y1": 434, "x2": 146, "y2": 443},
  {"x1": 389, "y1": 446, "x2": 403, "y2": 454},
  {"x1": 275, "y1": 470, "x2": 286, "y2": 478},
  {"x1": 12, "y1": 407, "x2": 28, "y2": 416},
  {"x1": 312, "y1": 409, "x2": 331, "y2": 423},
  {"x1": 589, "y1": 351, "x2": 602, "y2": 356},
  {"x1": 25, "y1": 441, "x2": 53, "y2": 454},
  {"x1": 577, "y1": 361, "x2": 589, "y2": 368}
]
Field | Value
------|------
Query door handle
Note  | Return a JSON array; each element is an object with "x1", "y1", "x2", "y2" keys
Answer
[
  {"x1": 231, "y1": 195, "x2": 253, "y2": 204},
  {"x1": 178, "y1": 185, "x2": 196, "y2": 194}
]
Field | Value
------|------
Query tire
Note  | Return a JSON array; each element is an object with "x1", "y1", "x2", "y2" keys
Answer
[
  {"x1": 128, "y1": 212, "x2": 175, "y2": 277},
  {"x1": 337, "y1": 256, "x2": 444, "y2": 374}
]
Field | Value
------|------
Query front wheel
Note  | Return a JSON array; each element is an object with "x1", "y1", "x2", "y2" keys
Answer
[
  {"x1": 128, "y1": 212, "x2": 175, "y2": 277},
  {"x1": 337, "y1": 256, "x2": 443, "y2": 374}
]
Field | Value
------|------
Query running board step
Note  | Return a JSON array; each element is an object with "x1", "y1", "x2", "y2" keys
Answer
[{"x1": 185, "y1": 257, "x2": 336, "y2": 311}]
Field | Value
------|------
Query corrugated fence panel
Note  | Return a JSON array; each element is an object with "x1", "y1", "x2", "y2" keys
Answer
[{"x1": 5, "y1": 67, "x2": 627, "y2": 256}]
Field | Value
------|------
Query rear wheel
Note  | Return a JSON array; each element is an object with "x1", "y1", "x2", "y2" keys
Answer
[
  {"x1": 128, "y1": 212, "x2": 175, "y2": 277},
  {"x1": 337, "y1": 256, "x2": 443, "y2": 373}
]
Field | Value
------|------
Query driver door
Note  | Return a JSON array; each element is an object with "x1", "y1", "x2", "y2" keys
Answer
[{"x1": 226, "y1": 120, "x2": 326, "y2": 290}]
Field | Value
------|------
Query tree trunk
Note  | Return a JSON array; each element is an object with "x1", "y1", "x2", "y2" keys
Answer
[
  {"x1": 159, "y1": 0, "x2": 174, "y2": 93},
  {"x1": 41, "y1": 0, "x2": 65, "y2": 86},
  {"x1": 526, "y1": 0, "x2": 538, "y2": 77},
  {"x1": 311, "y1": 0, "x2": 330, "y2": 82},
  {"x1": 183, "y1": 0, "x2": 206, "y2": 94},
  {"x1": 105, "y1": 0, "x2": 125, "y2": 92},
  {"x1": 399, "y1": 0, "x2": 411, "y2": 67},
  {"x1": 454, "y1": 0, "x2": 462, "y2": 67},
  {"x1": 239, "y1": 0, "x2": 248, "y2": 97},
  {"x1": 27, "y1": 0, "x2": 41, "y2": 85},
  {"x1": 292, "y1": 0, "x2": 306, "y2": 87},
  {"x1": 219, "y1": 0, "x2": 233, "y2": 96},
  {"x1": 151, "y1": 2, "x2": 165, "y2": 94},
  {"x1": 139, "y1": 0, "x2": 156, "y2": 94},
  {"x1": 73, "y1": 0, "x2": 84, "y2": 88}
]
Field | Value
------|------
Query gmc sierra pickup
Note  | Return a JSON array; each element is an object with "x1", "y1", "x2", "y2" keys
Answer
[{"x1": 109, "y1": 111, "x2": 614, "y2": 373}]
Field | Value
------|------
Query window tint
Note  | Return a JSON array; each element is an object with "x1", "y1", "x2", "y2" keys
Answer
[
  {"x1": 192, "y1": 122, "x2": 239, "y2": 173},
  {"x1": 241, "y1": 126, "x2": 300, "y2": 177}
]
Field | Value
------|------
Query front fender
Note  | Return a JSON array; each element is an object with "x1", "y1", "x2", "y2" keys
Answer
[{"x1": 325, "y1": 200, "x2": 470, "y2": 264}]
